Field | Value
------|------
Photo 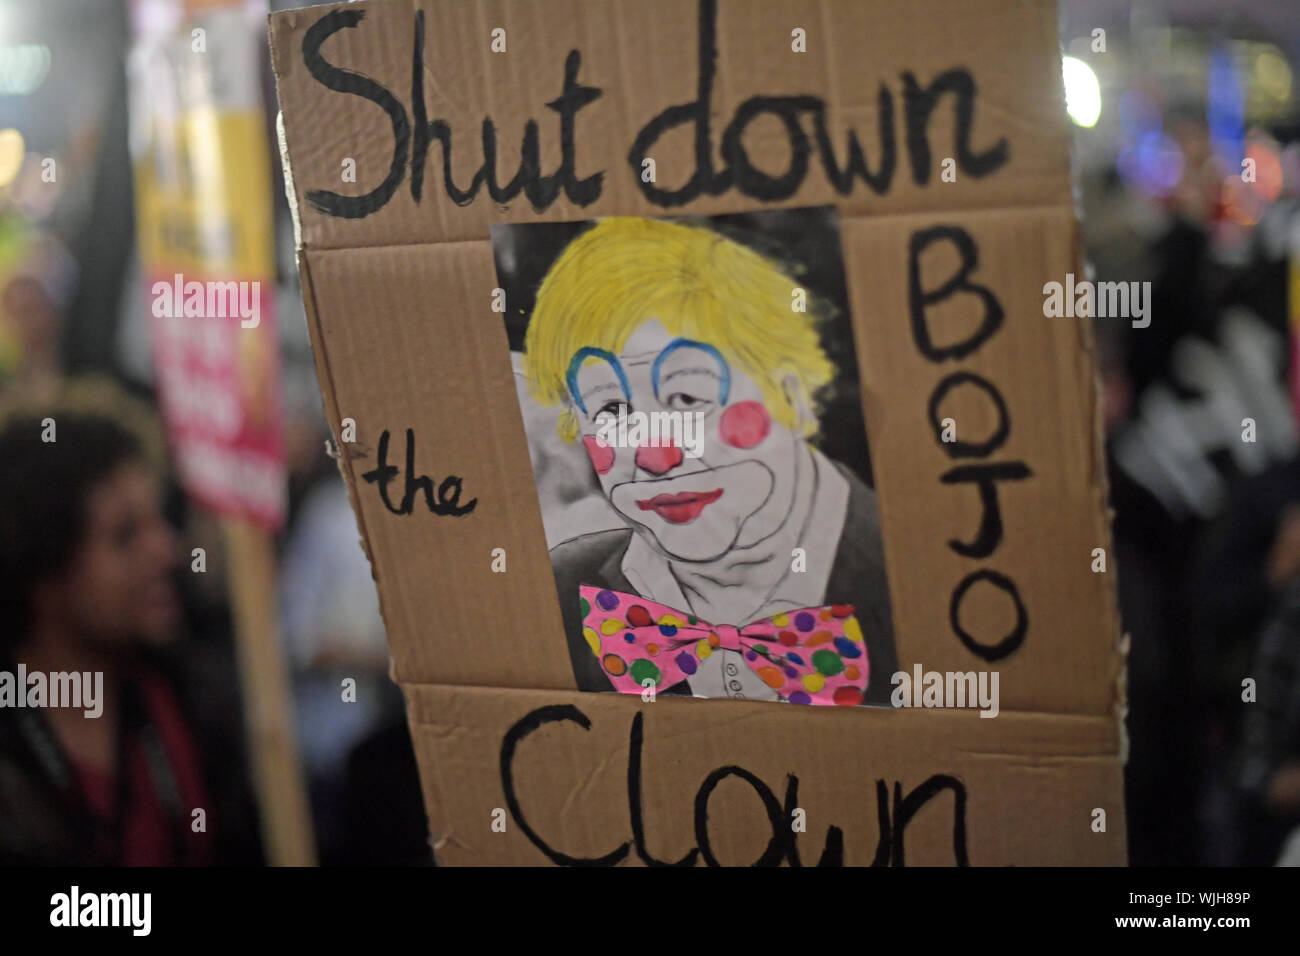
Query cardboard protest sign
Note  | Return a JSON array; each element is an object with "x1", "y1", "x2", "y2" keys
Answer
[{"x1": 270, "y1": 0, "x2": 1127, "y2": 864}]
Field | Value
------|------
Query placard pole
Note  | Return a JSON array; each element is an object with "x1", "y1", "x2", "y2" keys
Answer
[{"x1": 222, "y1": 518, "x2": 317, "y2": 866}]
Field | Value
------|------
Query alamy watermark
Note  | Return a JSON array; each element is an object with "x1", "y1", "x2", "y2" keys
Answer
[
  {"x1": 151, "y1": 273, "x2": 260, "y2": 328},
  {"x1": 50, "y1": 886, "x2": 150, "y2": 936},
  {"x1": 0, "y1": 665, "x2": 102, "y2": 718},
  {"x1": 1042, "y1": 273, "x2": 1150, "y2": 329},
  {"x1": 891, "y1": 664, "x2": 999, "y2": 718},
  {"x1": 594, "y1": 408, "x2": 706, "y2": 458}
]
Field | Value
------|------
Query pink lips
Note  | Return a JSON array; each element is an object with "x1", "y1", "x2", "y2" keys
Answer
[{"x1": 636, "y1": 488, "x2": 724, "y2": 524}]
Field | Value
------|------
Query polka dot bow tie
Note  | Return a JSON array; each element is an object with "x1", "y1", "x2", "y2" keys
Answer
[{"x1": 579, "y1": 585, "x2": 870, "y2": 706}]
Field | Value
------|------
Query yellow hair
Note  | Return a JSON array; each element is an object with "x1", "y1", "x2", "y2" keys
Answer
[{"x1": 523, "y1": 217, "x2": 834, "y2": 440}]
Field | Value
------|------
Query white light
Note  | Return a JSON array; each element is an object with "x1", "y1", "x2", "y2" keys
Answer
[
  {"x1": 0, "y1": 44, "x2": 51, "y2": 96},
  {"x1": 1062, "y1": 56, "x2": 1102, "y2": 127}
]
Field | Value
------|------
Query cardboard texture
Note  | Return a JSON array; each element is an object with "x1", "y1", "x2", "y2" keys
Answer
[{"x1": 271, "y1": 0, "x2": 1127, "y2": 864}]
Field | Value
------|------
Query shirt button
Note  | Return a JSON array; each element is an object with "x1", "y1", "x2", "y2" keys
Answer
[
  {"x1": 725, "y1": 663, "x2": 739, "y2": 676},
  {"x1": 728, "y1": 679, "x2": 743, "y2": 692}
]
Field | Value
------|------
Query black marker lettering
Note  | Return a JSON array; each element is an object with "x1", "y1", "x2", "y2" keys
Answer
[
  {"x1": 939, "y1": 462, "x2": 1032, "y2": 558},
  {"x1": 693, "y1": 766, "x2": 789, "y2": 867},
  {"x1": 301, "y1": 9, "x2": 409, "y2": 218},
  {"x1": 360, "y1": 429, "x2": 477, "y2": 517},
  {"x1": 627, "y1": 0, "x2": 730, "y2": 206},
  {"x1": 500, "y1": 705, "x2": 630, "y2": 867},
  {"x1": 927, "y1": 371, "x2": 1010, "y2": 458},
  {"x1": 890, "y1": 775, "x2": 970, "y2": 866},
  {"x1": 949, "y1": 569, "x2": 1028, "y2": 661},
  {"x1": 628, "y1": 712, "x2": 699, "y2": 867},
  {"x1": 908, "y1": 225, "x2": 1004, "y2": 361},
  {"x1": 902, "y1": 68, "x2": 1008, "y2": 184}
]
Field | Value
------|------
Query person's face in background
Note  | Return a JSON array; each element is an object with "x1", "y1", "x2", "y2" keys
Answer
[
  {"x1": 39, "y1": 460, "x2": 182, "y2": 649},
  {"x1": 1, "y1": 276, "x2": 61, "y2": 375}
]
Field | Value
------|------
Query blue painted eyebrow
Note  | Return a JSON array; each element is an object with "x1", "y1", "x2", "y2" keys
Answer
[
  {"x1": 566, "y1": 347, "x2": 631, "y2": 414},
  {"x1": 652, "y1": 338, "x2": 730, "y2": 405}
]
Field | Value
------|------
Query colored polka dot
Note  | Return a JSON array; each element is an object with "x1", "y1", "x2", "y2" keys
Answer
[
  {"x1": 626, "y1": 605, "x2": 653, "y2": 627},
  {"x1": 719, "y1": 400, "x2": 771, "y2": 449},
  {"x1": 778, "y1": 630, "x2": 798, "y2": 646},
  {"x1": 812, "y1": 649, "x2": 844, "y2": 676},
  {"x1": 745, "y1": 650, "x2": 758, "y2": 661},
  {"x1": 687, "y1": 615, "x2": 698, "y2": 625},
  {"x1": 781, "y1": 665, "x2": 798, "y2": 679},
  {"x1": 842, "y1": 618, "x2": 863, "y2": 642},
  {"x1": 646, "y1": 643, "x2": 660, "y2": 655},
  {"x1": 603, "y1": 654, "x2": 626, "y2": 676},
  {"x1": 819, "y1": 609, "x2": 833, "y2": 621},
  {"x1": 696, "y1": 639, "x2": 713, "y2": 659},
  {"x1": 583, "y1": 627, "x2": 600, "y2": 656},
  {"x1": 771, "y1": 613, "x2": 789, "y2": 627},
  {"x1": 844, "y1": 665, "x2": 860, "y2": 681},
  {"x1": 788, "y1": 691, "x2": 812, "y2": 705},
  {"x1": 596, "y1": 589, "x2": 619, "y2": 611},
  {"x1": 580, "y1": 597, "x2": 590, "y2": 618},
  {"x1": 676, "y1": 651, "x2": 698, "y2": 675},
  {"x1": 801, "y1": 672, "x2": 825, "y2": 693},
  {"x1": 807, "y1": 630, "x2": 832, "y2": 646},
  {"x1": 794, "y1": 612, "x2": 815, "y2": 632},
  {"x1": 659, "y1": 614, "x2": 684, "y2": 627},
  {"x1": 624, "y1": 633, "x2": 636, "y2": 643},
  {"x1": 785, "y1": 652, "x2": 805, "y2": 666},
  {"x1": 630, "y1": 659, "x2": 661, "y2": 685},
  {"x1": 833, "y1": 686, "x2": 864, "y2": 706},
  {"x1": 834, "y1": 636, "x2": 862, "y2": 658},
  {"x1": 757, "y1": 666, "x2": 785, "y2": 689},
  {"x1": 659, "y1": 624, "x2": 678, "y2": 637},
  {"x1": 831, "y1": 604, "x2": 854, "y2": 618},
  {"x1": 707, "y1": 633, "x2": 720, "y2": 647},
  {"x1": 753, "y1": 645, "x2": 771, "y2": 657},
  {"x1": 599, "y1": 618, "x2": 624, "y2": 635}
]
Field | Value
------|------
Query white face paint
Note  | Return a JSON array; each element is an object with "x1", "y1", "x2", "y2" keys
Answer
[{"x1": 572, "y1": 320, "x2": 805, "y2": 562}]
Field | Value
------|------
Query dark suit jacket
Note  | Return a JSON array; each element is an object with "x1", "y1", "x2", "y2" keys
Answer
[{"x1": 550, "y1": 461, "x2": 899, "y2": 706}]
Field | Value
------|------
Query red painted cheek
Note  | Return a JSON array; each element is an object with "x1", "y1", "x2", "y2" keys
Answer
[
  {"x1": 719, "y1": 400, "x2": 771, "y2": 449},
  {"x1": 583, "y1": 435, "x2": 616, "y2": 475}
]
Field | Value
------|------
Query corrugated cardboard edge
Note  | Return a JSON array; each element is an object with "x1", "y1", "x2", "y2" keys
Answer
[
  {"x1": 1057, "y1": 21, "x2": 1130, "y2": 764},
  {"x1": 277, "y1": 100, "x2": 410, "y2": 684}
]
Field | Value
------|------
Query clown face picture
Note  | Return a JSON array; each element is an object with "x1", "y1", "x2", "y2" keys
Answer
[{"x1": 492, "y1": 207, "x2": 897, "y2": 706}]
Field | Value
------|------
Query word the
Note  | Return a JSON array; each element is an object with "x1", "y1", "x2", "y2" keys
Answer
[
  {"x1": 0, "y1": 666, "x2": 101, "y2": 718},
  {"x1": 890, "y1": 664, "x2": 999, "y2": 718},
  {"x1": 1041, "y1": 274, "x2": 1151, "y2": 329},
  {"x1": 50, "y1": 886, "x2": 151, "y2": 936},
  {"x1": 594, "y1": 409, "x2": 705, "y2": 458},
  {"x1": 361, "y1": 428, "x2": 477, "y2": 517},
  {"x1": 151, "y1": 273, "x2": 261, "y2": 328}
]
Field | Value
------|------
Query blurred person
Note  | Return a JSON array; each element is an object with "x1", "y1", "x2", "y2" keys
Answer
[
  {"x1": 278, "y1": 398, "x2": 426, "y2": 864},
  {"x1": 1235, "y1": 571, "x2": 1300, "y2": 865},
  {"x1": 0, "y1": 227, "x2": 78, "y2": 401},
  {"x1": 0, "y1": 411, "x2": 261, "y2": 865}
]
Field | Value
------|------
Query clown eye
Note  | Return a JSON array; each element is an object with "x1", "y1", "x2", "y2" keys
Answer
[
  {"x1": 593, "y1": 399, "x2": 629, "y2": 423},
  {"x1": 666, "y1": 392, "x2": 712, "y2": 412}
]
